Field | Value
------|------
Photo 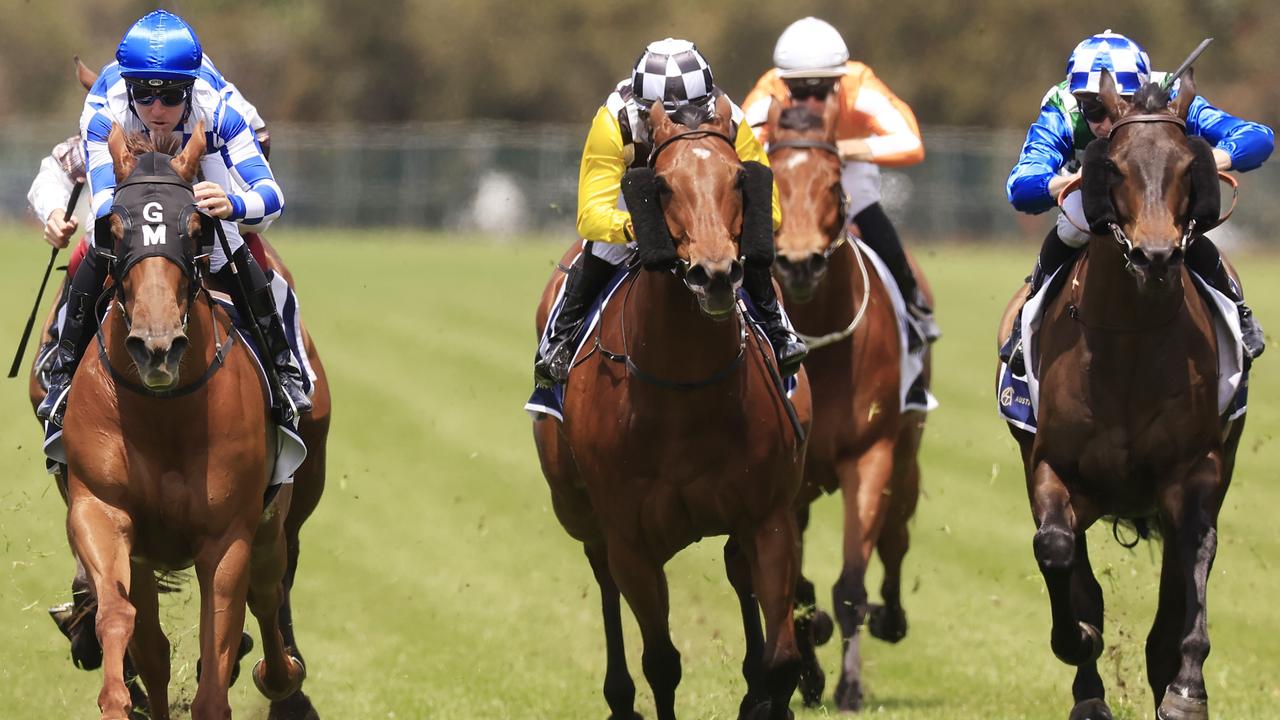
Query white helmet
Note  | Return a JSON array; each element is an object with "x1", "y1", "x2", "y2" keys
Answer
[{"x1": 773, "y1": 17, "x2": 849, "y2": 78}]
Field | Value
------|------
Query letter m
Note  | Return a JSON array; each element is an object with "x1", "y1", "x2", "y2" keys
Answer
[{"x1": 143, "y1": 225, "x2": 167, "y2": 246}]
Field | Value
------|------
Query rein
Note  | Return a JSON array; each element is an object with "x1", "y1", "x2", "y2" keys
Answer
[
  {"x1": 792, "y1": 232, "x2": 874, "y2": 350},
  {"x1": 1063, "y1": 249, "x2": 1186, "y2": 333},
  {"x1": 767, "y1": 138, "x2": 841, "y2": 157},
  {"x1": 649, "y1": 128, "x2": 736, "y2": 167},
  {"x1": 592, "y1": 264, "x2": 748, "y2": 391}
]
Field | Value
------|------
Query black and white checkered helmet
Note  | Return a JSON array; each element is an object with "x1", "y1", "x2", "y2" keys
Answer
[{"x1": 631, "y1": 38, "x2": 715, "y2": 110}]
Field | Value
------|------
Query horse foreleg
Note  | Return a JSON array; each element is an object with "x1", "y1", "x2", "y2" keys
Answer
[
  {"x1": 869, "y1": 429, "x2": 923, "y2": 645},
  {"x1": 191, "y1": 528, "x2": 254, "y2": 720},
  {"x1": 67, "y1": 494, "x2": 137, "y2": 720},
  {"x1": 585, "y1": 542, "x2": 641, "y2": 720},
  {"x1": 1146, "y1": 522, "x2": 1187, "y2": 713},
  {"x1": 723, "y1": 537, "x2": 766, "y2": 718},
  {"x1": 791, "y1": 502, "x2": 827, "y2": 708},
  {"x1": 1154, "y1": 458, "x2": 1224, "y2": 720},
  {"x1": 1029, "y1": 461, "x2": 1102, "y2": 668},
  {"x1": 607, "y1": 541, "x2": 680, "y2": 720},
  {"x1": 247, "y1": 492, "x2": 307, "y2": 705},
  {"x1": 746, "y1": 508, "x2": 802, "y2": 720},
  {"x1": 127, "y1": 564, "x2": 171, "y2": 720},
  {"x1": 1065, "y1": 533, "x2": 1111, "y2": 719}
]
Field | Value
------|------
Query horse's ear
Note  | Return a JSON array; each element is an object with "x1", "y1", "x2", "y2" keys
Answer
[
  {"x1": 1172, "y1": 67, "x2": 1197, "y2": 121},
  {"x1": 821, "y1": 92, "x2": 840, "y2": 143},
  {"x1": 1098, "y1": 70, "x2": 1128, "y2": 122},
  {"x1": 74, "y1": 55, "x2": 97, "y2": 91},
  {"x1": 649, "y1": 101, "x2": 676, "y2": 146},
  {"x1": 170, "y1": 121, "x2": 205, "y2": 183},
  {"x1": 711, "y1": 94, "x2": 733, "y2": 134},
  {"x1": 107, "y1": 124, "x2": 136, "y2": 183}
]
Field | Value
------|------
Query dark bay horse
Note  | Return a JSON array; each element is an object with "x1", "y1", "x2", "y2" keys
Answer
[
  {"x1": 764, "y1": 99, "x2": 932, "y2": 710},
  {"x1": 532, "y1": 95, "x2": 812, "y2": 720},
  {"x1": 59, "y1": 125, "x2": 327, "y2": 720},
  {"x1": 997, "y1": 70, "x2": 1244, "y2": 720}
]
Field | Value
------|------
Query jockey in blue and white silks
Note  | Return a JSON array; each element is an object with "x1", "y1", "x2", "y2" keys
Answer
[
  {"x1": 999, "y1": 30, "x2": 1275, "y2": 374},
  {"x1": 39, "y1": 9, "x2": 311, "y2": 427}
]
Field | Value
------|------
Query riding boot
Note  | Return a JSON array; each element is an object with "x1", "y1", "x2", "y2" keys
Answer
[
  {"x1": 534, "y1": 251, "x2": 616, "y2": 387},
  {"x1": 1000, "y1": 227, "x2": 1074, "y2": 376},
  {"x1": 743, "y1": 263, "x2": 808, "y2": 377},
  {"x1": 217, "y1": 248, "x2": 312, "y2": 423},
  {"x1": 1186, "y1": 237, "x2": 1265, "y2": 362},
  {"x1": 37, "y1": 249, "x2": 109, "y2": 426},
  {"x1": 854, "y1": 203, "x2": 938, "y2": 348}
]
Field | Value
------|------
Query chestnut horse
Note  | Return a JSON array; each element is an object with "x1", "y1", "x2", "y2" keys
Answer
[
  {"x1": 764, "y1": 99, "x2": 932, "y2": 710},
  {"x1": 532, "y1": 95, "x2": 812, "y2": 720},
  {"x1": 996, "y1": 70, "x2": 1244, "y2": 720},
  {"x1": 58, "y1": 126, "x2": 327, "y2": 720}
]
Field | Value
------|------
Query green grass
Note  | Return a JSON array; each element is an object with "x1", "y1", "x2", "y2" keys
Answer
[{"x1": 1, "y1": 226, "x2": 1278, "y2": 719}]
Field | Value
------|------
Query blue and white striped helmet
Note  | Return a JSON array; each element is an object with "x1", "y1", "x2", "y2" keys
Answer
[
  {"x1": 116, "y1": 10, "x2": 202, "y2": 85},
  {"x1": 631, "y1": 38, "x2": 715, "y2": 110},
  {"x1": 1066, "y1": 30, "x2": 1150, "y2": 96}
]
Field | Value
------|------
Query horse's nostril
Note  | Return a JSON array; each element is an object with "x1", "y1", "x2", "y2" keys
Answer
[
  {"x1": 686, "y1": 264, "x2": 711, "y2": 289},
  {"x1": 166, "y1": 336, "x2": 189, "y2": 366},
  {"x1": 125, "y1": 336, "x2": 149, "y2": 366},
  {"x1": 809, "y1": 254, "x2": 828, "y2": 274},
  {"x1": 729, "y1": 260, "x2": 744, "y2": 286}
]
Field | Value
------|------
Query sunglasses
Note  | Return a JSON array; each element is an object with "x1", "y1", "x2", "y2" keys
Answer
[
  {"x1": 1078, "y1": 97, "x2": 1109, "y2": 124},
  {"x1": 129, "y1": 84, "x2": 191, "y2": 107},
  {"x1": 785, "y1": 79, "x2": 837, "y2": 101}
]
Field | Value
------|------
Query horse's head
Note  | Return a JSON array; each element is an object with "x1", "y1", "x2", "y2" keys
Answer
[
  {"x1": 101, "y1": 122, "x2": 212, "y2": 389},
  {"x1": 623, "y1": 95, "x2": 773, "y2": 319},
  {"x1": 1083, "y1": 69, "x2": 1221, "y2": 287},
  {"x1": 765, "y1": 96, "x2": 844, "y2": 300}
]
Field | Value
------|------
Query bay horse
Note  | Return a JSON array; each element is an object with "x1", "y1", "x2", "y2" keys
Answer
[
  {"x1": 763, "y1": 98, "x2": 932, "y2": 710},
  {"x1": 996, "y1": 69, "x2": 1244, "y2": 720},
  {"x1": 58, "y1": 125, "x2": 328, "y2": 720},
  {"x1": 532, "y1": 95, "x2": 812, "y2": 720}
]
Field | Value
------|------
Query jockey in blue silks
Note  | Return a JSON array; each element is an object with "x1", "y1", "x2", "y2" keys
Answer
[
  {"x1": 38, "y1": 9, "x2": 311, "y2": 426},
  {"x1": 1001, "y1": 30, "x2": 1274, "y2": 374}
]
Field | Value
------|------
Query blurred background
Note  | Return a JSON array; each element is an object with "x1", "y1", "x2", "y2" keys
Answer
[{"x1": 3, "y1": 0, "x2": 1280, "y2": 240}]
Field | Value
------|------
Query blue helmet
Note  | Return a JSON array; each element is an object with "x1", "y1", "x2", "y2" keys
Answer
[
  {"x1": 116, "y1": 10, "x2": 202, "y2": 85},
  {"x1": 1066, "y1": 30, "x2": 1151, "y2": 96}
]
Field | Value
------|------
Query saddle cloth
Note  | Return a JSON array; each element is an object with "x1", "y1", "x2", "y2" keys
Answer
[
  {"x1": 852, "y1": 240, "x2": 938, "y2": 413},
  {"x1": 997, "y1": 261, "x2": 1247, "y2": 433}
]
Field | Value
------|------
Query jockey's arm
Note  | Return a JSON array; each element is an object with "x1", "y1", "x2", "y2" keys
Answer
[
  {"x1": 576, "y1": 106, "x2": 634, "y2": 244},
  {"x1": 840, "y1": 69, "x2": 924, "y2": 167},
  {"x1": 733, "y1": 117, "x2": 783, "y2": 230},
  {"x1": 204, "y1": 101, "x2": 285, "y2": 230},
  {"x1": 82, "y1": 110, "x2": 121, "y2": 219},
  {"x1": 741, "y1": 73, "x2": 777, "y2": 147},
  {"x1": 1007, "y1": 101, "x2": 1076, "y2": 214},
  {"x1": 1185, "y1": 95, "x2": 1275, "y2": 173},
  {"x1": 28, "y1": 150, "x2": 76, "y2": 226}
]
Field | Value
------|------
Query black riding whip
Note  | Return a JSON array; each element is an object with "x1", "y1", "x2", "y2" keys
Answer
[
  {"x1": 8, "y1": 180, "x2": 84, "y2": 378},
  {"x1": 1163, "y1": 38, "x2": 1214, "y2": 90}
]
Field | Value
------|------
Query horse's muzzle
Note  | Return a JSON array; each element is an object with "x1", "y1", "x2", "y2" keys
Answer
[
  {"x1": 684, "y1": 258, "x2": 744, "y2": 319},
  {"x1": 1127, "y1": 245, "x2": 1184, "y2": 286},
  {"x1": 126, "y1": 331, "x2": 189, "y2": 389},
  {"x1": 774, "y1": 252, "x2": 829, "y2": 302}
]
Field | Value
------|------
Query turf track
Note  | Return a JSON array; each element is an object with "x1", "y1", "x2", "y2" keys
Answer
[{"x1": 1, "y1": 227, "x2": 1277, "y2": 718}]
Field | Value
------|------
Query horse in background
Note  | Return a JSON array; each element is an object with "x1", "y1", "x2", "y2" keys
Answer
[
  {"x1": 58, "y1": 126, "x2": 325, "y2": 720},
  {"x1": 532, "y1": 95, "x2": 812, "y2": 720},
  {"x1": 763, "y1": 98, "x2": 933, "y2": 711},
  {"x1": 997, "y1": 69, "x2": 1245, "y2": 720}
]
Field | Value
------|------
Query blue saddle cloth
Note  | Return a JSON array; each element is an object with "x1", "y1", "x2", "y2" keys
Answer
[{"x1": 525, "y1": 263, "x2": 795, "y2": 422}]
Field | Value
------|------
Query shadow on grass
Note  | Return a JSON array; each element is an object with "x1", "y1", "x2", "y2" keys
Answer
[{"x1": 797, "y1": 694, "x2": 945, "y2": 713}]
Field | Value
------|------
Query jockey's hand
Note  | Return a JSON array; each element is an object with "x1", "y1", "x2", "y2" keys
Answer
[
  {"x1": 837, "y1": 138, "x2": 874, "y2": 163},
  {"x1": 43, "y1": 208, "x2": 78, "y2": 249},
  {"x1": 194, "y1": 181, "x2": 234, "y2": 219},
  {"x1": 1212, "y1": 148, "x2": 1233, "y2": 172},
  {"x1": 1047, "y1": 170, "x2": 1083, "y2": 201}
]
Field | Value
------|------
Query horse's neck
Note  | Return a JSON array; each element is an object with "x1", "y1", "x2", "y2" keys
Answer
[
  {"x1": 1076, "y1": 241, "x2": 1186, "y2": 329},
  {"x1": 626, "y1": 271, "x2": 742, "y2": 379}
]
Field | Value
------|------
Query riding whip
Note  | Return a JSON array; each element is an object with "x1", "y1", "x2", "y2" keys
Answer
[
  {"x1": 1163, "y1": 38, "x2": 1214, "y2": 90},
  {"x1": 9, "y1": 180, "x2": 84, "y2": 378}
]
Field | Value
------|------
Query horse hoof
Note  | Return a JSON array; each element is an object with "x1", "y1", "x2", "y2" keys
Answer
[
  {"x1": 269, "y1": 689, "x2": 321, "y2": 720},
  {"x1": 605, "y1": 714, "x2": 642, "y2": 720},
  {"x1": 742, "y1": 701, "x2": 794, "y2": 720},
  {"x1": 811, "y1": 608, "x2": 834, "y2": 647},
  {"x1": 867, "y1": 603, "x2": 908, "y2": 643},
  {"x1": 1053, "y1": 621, "x2": 1103, "y2": 666},
  {"x1": 834, "y1": 676, "x2": 864, "y2": 712},
  {"x1": 1069, "y1": 698, "x2": 1113, "y2": 720},
  {"x1": 1157, "y1": 688, "x2": 1209, "y2": 720},
  {"x1": 799, "y1": 662, "x2": 825, "y2": 707},
  {"x1": 49, "y1": 599, "x2": 103, "y2": 670},
  {"x1": 254, "y1": 653, "x2": 307, "y2": 701}
]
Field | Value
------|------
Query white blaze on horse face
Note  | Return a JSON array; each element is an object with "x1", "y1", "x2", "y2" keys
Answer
[
  {"x1": 691, "y1": 147, "x2": 712, "y2": 160},
  {"x1": 783, "y1": 152, "x2": 810, "y2": 171}
]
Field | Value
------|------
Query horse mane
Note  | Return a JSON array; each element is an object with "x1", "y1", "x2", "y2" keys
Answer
[
  {"x1": 668, "y1": 103, "x2": 713, "y2": 130},
  {"x1": 124, "y1": 132, "x2": 183, "y2": 157},
  {"x1": 1129, "y1": 82, "x2": 1172, "y2": 114},
  {"x1": 778, "y1": 106, "x2": 824, "y2": 132}
]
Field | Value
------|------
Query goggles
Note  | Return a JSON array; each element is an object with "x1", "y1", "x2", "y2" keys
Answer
[
  {"x1": 128, "y1": 81, "x2": 192, "y2": 107},
  {"x1": 785, "y1": 77, "x2": 837, "y2": 101}
]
